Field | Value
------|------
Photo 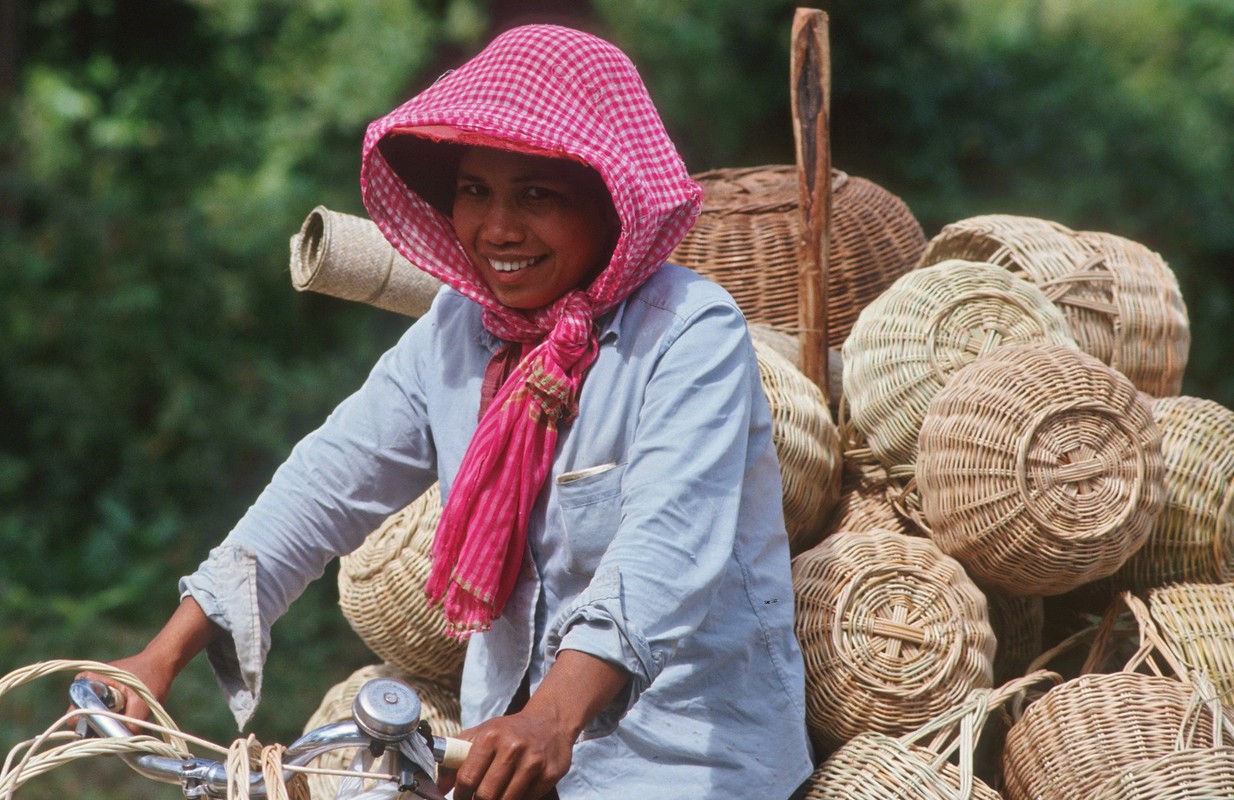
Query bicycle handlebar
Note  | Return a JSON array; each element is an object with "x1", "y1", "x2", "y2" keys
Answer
[{"x1": 69, "y1": 677, "x2": 470, "y2": 799}]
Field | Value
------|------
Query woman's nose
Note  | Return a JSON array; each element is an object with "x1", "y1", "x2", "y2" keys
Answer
[{"x1": 480, "y1": 200, "x2": 523, "y2": 245}]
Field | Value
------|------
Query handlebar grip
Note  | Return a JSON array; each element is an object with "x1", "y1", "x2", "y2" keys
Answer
[{"x1": 438, "y1": 736, "x2": 472, "y2": 770}]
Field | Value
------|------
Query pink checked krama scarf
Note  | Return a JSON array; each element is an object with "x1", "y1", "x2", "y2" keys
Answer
[{"x1": 360, "y1": 25, "x2": 702, "y2": 637}]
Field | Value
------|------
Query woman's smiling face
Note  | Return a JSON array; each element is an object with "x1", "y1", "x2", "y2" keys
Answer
[{"x1": 451, "y1": 147, "x2": 618, "y2": 311}]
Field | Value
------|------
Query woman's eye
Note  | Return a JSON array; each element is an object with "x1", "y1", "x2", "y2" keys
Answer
[
  {"x1": 523, "y1": 186, "x2": 557, "y2": 202},
  {"x1": 457, "y1": 182, "x2": 487, "y2": 198}
]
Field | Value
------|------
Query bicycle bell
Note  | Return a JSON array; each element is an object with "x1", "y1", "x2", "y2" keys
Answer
[{"x1": 351, "y1": 677, "x2": 423, "y2": 744}]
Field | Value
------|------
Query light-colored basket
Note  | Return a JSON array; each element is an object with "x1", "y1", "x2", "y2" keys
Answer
[
  {"x1": 747, "y1": 321, "x2": 845, "y2": 411},
  {"x1": 1002, "y1": 592, "x2": 1234, "y2": 800},
  {"x1": 1112, "y1": 396, "x2": 1234, "y2": 590},
  {"x1": 670, "y1": 166, "x2": 925, "y2": 343},
  {"x1": 842, "y1": 259, "x2": 1077, "y2": 472},
  {"x1": 753, "y1": 338, "x2": 843, "y2": 555},
  {"x1": 917, "y1": 343, "x2": 1165, "y2": 595},
  {"x1": 918, "y1": 214, "x2": 1190, "y2": 396},
  {"x1": 302, "y1": 663, "x2": 461, "y2": 800},
  {"x1": 792, "y1": 528, "x2": 996, "y2": 752},
  {"x1": 1092, "y1": 745, "x2": 1234, "y2": 800},
  {"x1": 338, "y1": 485, "x2": 466, "y2": 684},
  {"x1": 801, "y1": 670, "x2": 1060, "y2": 800},
  {"x1": 1147, "y1": 583, "x2": 1234, "y2": 704}
]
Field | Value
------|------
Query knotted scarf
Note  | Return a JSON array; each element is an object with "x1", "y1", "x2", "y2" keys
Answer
[{"x1": 360, "y1": 25, "x2": 702, "y2": 636}]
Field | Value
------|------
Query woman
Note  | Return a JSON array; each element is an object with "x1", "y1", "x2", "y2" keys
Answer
[{"x1": 92, "y1": 24, "x2": 814, "y2": 799}]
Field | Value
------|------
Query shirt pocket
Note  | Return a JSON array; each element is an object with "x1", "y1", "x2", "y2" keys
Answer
[{"x1": 555, "y1": 462, "x2": 625, "y2": 576}]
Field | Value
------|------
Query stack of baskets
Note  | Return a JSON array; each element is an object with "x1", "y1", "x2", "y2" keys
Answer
[{"x1": 297, "y1": 173, "x2": 1232, "y2": 798}]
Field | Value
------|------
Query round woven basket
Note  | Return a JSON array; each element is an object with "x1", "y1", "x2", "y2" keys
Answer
[
  {"x1": 917, "y1": 343, "x2": 1165, "y2": 596},
  {"x1": 753, "y1": 338, "x2": 842, "y2": 555},
  {"x1": 670, "y1": 165, "x2": 925, "y2": 343},
  {"x1": 792, "y1": 528, "x2": 995, "y2": 752},
  {"x1": 302, "y1": 663, "x2": 461, "y2": 800},
  {"x1": 1111, "y1": 396, "x2": 1234, "y2": 591},
  {"x1": 1092, "y1": 745, "x2": 1234, "y2": 800},
  {"x1": 842, "y1": 259, "x2": 1077, "y2": 472},
  {"x1": 918, "y1": 214, "x2": 1190, "y2": 397},
  {"x1": 801, "y1": 671, "x2": 1059, "y2": 800},
  {"x1": 1002, "y1": 593, "x2": 1234, "y2": 800},
  {"x1": 1147, "y1": 583, "x2": 1234, "y2": 704},
  {"x1": 338, "y1": 485, "x2": 466, "y2": 683}
]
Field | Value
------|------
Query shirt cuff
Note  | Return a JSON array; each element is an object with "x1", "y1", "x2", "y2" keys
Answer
[
  {"x1": 178, "y1": 544, "x2": 268, "y2": 730},
  {"x1": 544, "y1": 565, "x2": 663, "y2": 739}
]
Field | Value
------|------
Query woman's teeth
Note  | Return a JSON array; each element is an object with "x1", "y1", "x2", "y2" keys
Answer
[{"x1": 490, "y1": 257, "x2": 539, "y2": 273}]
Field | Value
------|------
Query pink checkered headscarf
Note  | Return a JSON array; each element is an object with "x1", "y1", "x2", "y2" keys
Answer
[{"x1": 360, "y1": 25, "x2": 702, "y2": 636}]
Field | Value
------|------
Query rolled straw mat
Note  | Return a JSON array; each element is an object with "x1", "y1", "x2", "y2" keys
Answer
[
  {"x1": 338, "y1": 484, "x2": 466, "y2": 683},
  {"x1": 302, "y1": 663, "x2": 460, "y2": 800},
  {"x1": 792, "y1": 528, "x2": 995, "y2": 752},
  {"x1": 917, "y1": 342, "x2": 1165, "y2": 596},
  {"x1": 290, "y1": 205, "x2": 443, "y2": 318}
]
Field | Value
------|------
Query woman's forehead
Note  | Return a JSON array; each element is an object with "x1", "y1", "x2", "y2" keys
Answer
[{"x1": 458, "y1": 146, "x2": 601, "y2": 188}]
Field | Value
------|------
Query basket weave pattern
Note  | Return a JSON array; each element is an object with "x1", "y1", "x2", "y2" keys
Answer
[
  {"x1": 1112, "y1": 396, "x2": 1234, "y2": 590},
  {"x1": 1148, "y1": 583, "x2": 1234, "y2": 704},
  {"x1": 792, "y1": 529, "x2": 995, "y2": 751},
  {"x1": 918, "y1": 214, "x2": 1190, "y2": 397},
  {"x1": 754, "y1": 339, "x2": 842, "y2": 555},
  {"x1": 670, "y1": 166, "x2": 925, "y2": 342},
  {"x1": 338, "y1": 485, "x2": 466, "y2": 684},
  {"x1": 917, "y1": 343, "x2": 1165, "y2": 595},
  {"x1": 842, "y1": 259, "x2": 1077, "y2": 472}
]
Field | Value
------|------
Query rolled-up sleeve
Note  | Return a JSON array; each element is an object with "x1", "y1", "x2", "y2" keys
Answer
[
  {"x1": 546, "y1": 299, "x2": 759, "y2": 730},
  {"x1": 179, "y1": 310, "x2": 443, "y2": 727}
]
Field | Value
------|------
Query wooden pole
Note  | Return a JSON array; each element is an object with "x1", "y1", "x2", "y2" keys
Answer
[{"x1": 790, "y1": 8, "x2": 832, "y2": 396}]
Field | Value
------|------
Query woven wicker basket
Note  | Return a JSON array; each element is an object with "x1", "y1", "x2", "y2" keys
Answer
[
  {"x1": 302, "y1": 663, "x2": 461, "y2": 800},
  {"x1": 986, "y1": 589, "x2": 1045, "y2": 686},
  {"x1": 820, "y1": 408, "x2": 917, "y2": 541},
  {"x1": 670, "y1": 165, "x2": 925, "y2": 343},
  {"x1": 801, "y1": 670, "x2": 1060, "y2": 800},
  {"x1": 792, "y1": 528, "x2": 996, "y2": 752},
  {"x1": 842, "y1": 259, "x2": 1077, "y2": 472},
  {"x1": 1111, "y1": 396, "x2": 1234, "y2": 590},
  {"x1": 917, "y1": 343, "x2": 1165, "y2": 596},
  {"x1": 338, "y1": 485, "x2": 466, "y2": 684},
  {"x1": 1092, "y1": 745, "x2": 1234, "y2": 800},
  {"x1": 754, "y1": 338, "x2": 842, "y2": 555},
  {"x1": 1147, "y1": 583, "x2": 1234, "y2": 704},
  {"x1": 918, "y1": 214, "x2": 1190, "y2": 396},
  {"x1": 1003, "y1": 591, "x2": 1234, "y2": 800}
]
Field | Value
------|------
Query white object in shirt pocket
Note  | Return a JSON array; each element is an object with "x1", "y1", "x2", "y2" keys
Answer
[{"x1": 555, "y1": 462, "x2": 624, "y2": 575}]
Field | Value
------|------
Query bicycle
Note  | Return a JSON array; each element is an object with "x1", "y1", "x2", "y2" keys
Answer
[{"x1": 0, "y1": 660, "x2": 469, "y2": 800}]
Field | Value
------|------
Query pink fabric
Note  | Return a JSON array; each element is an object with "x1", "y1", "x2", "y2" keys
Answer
[{"x1": 360, "y1": 25, "x2": 702, "y2": 636}]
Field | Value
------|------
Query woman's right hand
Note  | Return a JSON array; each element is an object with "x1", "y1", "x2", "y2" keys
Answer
[{"x1": 73, "y1": 596, "x2": 222, "y2": 733}]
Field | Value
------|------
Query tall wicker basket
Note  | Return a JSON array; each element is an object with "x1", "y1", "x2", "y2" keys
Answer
[
  {"x1": 1111, "y1": 395, "x2": 1234, "y2": 590},
  {"x1": 917, "y1": 343, "x2": 1165, "y2": 596},
  {"x1": 792, "y1": 528, "x2": 995, "y2": 753},
  {"x1": 918, "y1": 214, "x2": 1190, "y2": 397},
  {"x1": 670, "y1": 166, "x2": 925, "y2": 343}
]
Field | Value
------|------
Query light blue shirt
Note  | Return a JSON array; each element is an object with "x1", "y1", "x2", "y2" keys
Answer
[{"x1": 183, "y1": 263, "x2": 814, "y2": 798}]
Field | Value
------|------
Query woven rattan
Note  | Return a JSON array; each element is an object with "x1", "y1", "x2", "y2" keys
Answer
[
  {"x1": 290, "y1": 205, "x2": 443, "y2": 318},
  {"x1": 918, "y1": 214, "x2": 1190, "y2": 396},
  {"x1": 1147, "y1": 583, "x2": 1234, "y2": 704},
  {"x1": 338, "y1": 485, "x2": 466, "y2": 683},
  {"x1": 792, "y1": 528, "x2": 995, "y2": 751},
  {"x1": 753, "y1": 338, "x2": 842, "y2": 556},
  {"x1": 747, "y1": 322, "x2": 845, "y2": 410},
  {"x1": 917, "y1": 343, "x2": 1165, "y2": 595},
  {"x1": 842, "y1": 259, "x2": 1077, "y2": 473},
  {"x1": 1112, "y1": 396, "x2": 1234, "y2": 591},
  {"x1": 670, "y1": 165, "x2": 925, "y2": 343},
  {"x1": 802, "y1": 671, "x2": 1059, "y2": 800},
  {"x1": 302, "y1": 663, "x2": 461, "y2": 800},
  {"x1": 1092, "y1": 745, "x2": 1234, "y2": 800},
  {"x1": 1004, "y1": 590, "x2": 1234, "y2": 800}
]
